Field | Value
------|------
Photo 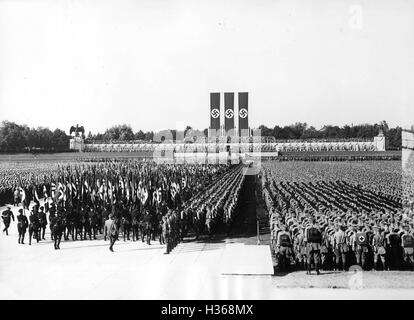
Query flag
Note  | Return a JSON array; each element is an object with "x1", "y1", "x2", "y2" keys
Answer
[
  {"x1": 156, "y1": 187, "x2": 162, "y2": 204},
  {"x1": 126, "y1": 179, "x2": 130, "y2": 201},
  {"x1": 181, "y1": 176, "x2": 187, "y2": 190},
  {"x1": 170, "y1": 182, "x2": 177, "y2": 199},
  {"x1": 108, "y1": 180, "x2": 113, "y2": 204},
  {"x1": 99, "y1": 184, "x2": 104, "y2": 200},
  {"x1": 21, "y1": 187, "x2": 26, "y2": 203},
  {"x1": 72, "y1": 182, "x2": 77, "y2": 199},
  {"x1": 56, "y1": 182, "x2": 65, "y2": 202},
  {"x1": 33, "y1": 187, "x2": 40, "y2": 204},
  {"x1": 43, "y1": 185, "x2": 48, "y2": 199},
  {"x1": 51, "y1": 182, "x2": 56, "y2": 199},
  {"x1": 131, "y1": 178, "x2": 136, "y2": 203},
  {"x1": 142, "y1": 187, "x2": 148, "y2": 205},
  {"x1": 91, "y1": 188, "x2": 96, "y2": 204}
]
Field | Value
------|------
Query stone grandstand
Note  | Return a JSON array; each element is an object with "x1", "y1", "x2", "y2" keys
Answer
[{"x1": 74, "y1": 136, "x2": 383, "y2": 154}]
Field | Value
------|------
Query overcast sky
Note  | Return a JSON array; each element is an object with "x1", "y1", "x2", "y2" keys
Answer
[{"x1": 0, "y1": 0, "x2": 413, "y2": 134}]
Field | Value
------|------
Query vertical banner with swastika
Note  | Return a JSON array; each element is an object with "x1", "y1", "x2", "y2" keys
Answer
[
  {"x1": 238, "y1": 92, "x2": 249, "y2": 136},
  {"x1": 224, "y1": 92, "x2": 234, "y2": 135},
  {"x1": 210, "y1": 92, "x2": 220, "y2": 131}
]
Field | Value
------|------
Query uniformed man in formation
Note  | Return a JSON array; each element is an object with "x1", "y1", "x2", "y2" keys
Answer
[
  {"x1": 183, "y1": 164, "x2": 246, "y2": 240},
  {"x1": 164, "y1": 209, "x2": 179, "y2": 254}
]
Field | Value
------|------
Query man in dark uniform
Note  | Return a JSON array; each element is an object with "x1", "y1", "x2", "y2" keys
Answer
[
  {"x1": 2, "y1": 206, "x2": 15, "y2": 235},
  {"x1": 160, "y1": 201, "x2": 168, "y2": 216},
  {"x1": 17, "y1": 209, "x2": 28, "y2": 244},
  {"x1": 164, "y1": 214, "x2": 171, "y2": 254},
  {"x1": 38, "y1": 206, "x2": 47, "y2": 240},
  {"x1": 158, "y1": 213, "x2": 165, "y2": 245},
  {"x1": 387, "y1": 228, "x2": 403, "y2": 270},
  {"x1": 49, "y1": 202, "x2": 56, "y2": 217},
  {"x1": 44, "y1": 201, "x2": 50, "y2": 214},
  {"x1": 160, "y1": 215, "x2": 167, "y2": 247},
  {"x1": 28, "y1": 208, "x2": 40, "y2": 245},
  {"x1": 143, "y1": 210, "x2": 152, "y2": 245}
]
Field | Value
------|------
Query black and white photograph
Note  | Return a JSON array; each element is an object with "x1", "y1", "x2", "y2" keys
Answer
[{"x1": 0, "y1": 0, "x2": 414, "y2": 301}]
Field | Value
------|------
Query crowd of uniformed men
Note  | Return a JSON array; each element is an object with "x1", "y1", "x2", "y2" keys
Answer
[
  {"x1": 1, "y1": 160, "x2": 246, "y2": 253},
  {"x1": 262, "y1": 160, "x2": 414, "y2": 274},
  {"x1": 3, "y1": 154, "x2": 414, "y2": 273}
]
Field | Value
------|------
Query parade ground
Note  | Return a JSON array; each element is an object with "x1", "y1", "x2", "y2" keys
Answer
[{"x1": 1, "y1": 203, "x2": 414, "y2": 300}]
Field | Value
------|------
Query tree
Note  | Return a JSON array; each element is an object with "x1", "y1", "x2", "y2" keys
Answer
[
  {"x1": 144, "y1": 131, "x2": 154, "y2": 141},
  {"x1": 0, "y1": 121, "x2": 69, "y2": 152},
  {"x1": 134, "y1": 130, "x2": 146, "y2": 140},
  {"x1": 258, "y1": 125, "x2": 273, "y2": 137},
  {"x1": 300, "y1": 126, "x2": 318, "y2": 139},
  {"x1": 171, "y1": 130, "x2": 177, "y2": 141},
  {"x1": 0, "y1": 121, "x2": 25, "y2": 151},
  {"x1": 103, "y1": 124, "x2": 134, "y2": 141},
  {"x1": 37, "y1": 128, "x2": 53, "y2": 149},
  {"x1": 387, "y1": 127, "x2": 401, "y2": 150},
  {"x1": 289, "y1": 122, "x2": 308, "y2": 139},
  {"x1": 51, "y1": 129, "x2": 70, "y2": 151}
]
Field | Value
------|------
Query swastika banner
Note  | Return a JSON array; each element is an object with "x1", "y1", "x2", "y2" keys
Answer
[
  {"x1": 210, "y1": 92, "x2": 221, "y2": 130},
  {"x1": 238, "y1": 92, "x2": 249, "y2": 135},
  {"x1": 224, "y1": 92, "x2": 234, "y2": 134}
]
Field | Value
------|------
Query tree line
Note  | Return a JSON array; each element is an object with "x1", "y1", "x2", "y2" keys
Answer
[
  {"x1": 84, "y1": 124, "x2": 155, "y2": 143},
  {"x1": 85, "y1": 125, "x2": 207, "y2": 143},
  {"x1": 0, "y1": 120, "x2": 402, "y2": 153},
  {"x1": 258, "y1": 121, "x2": 402, "y2": 150},
  {"x1": 0, "y1": 121, "x2": 70, "y2": 153}
]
